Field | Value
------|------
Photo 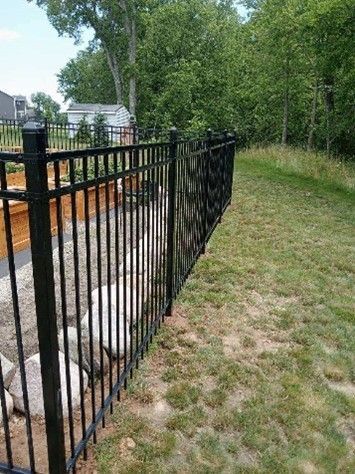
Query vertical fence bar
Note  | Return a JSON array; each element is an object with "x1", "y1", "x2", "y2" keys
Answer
[
  {"x1": 22, "y1": 122, "x2": 66, "y2": 474},
  {"x1": 229, "y1": 129, "x2": 237, "y2": 205},
  {"x1": 165, "y1": 127, "x2": 178, "y2": 316},
  {"x1": 132, "y1": 118, "x2": 139, "y2": 167},
  {"x1": 202, "y1": 129, "x2": 212, "y2": 254}
]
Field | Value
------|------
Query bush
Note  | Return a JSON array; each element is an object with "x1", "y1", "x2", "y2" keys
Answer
[
  {"x1": 93, "y1": 113, "x2": 110, "y2": 147},
  {"x1": 76, "y1": 115, "x2": 92, "y2": 145}
]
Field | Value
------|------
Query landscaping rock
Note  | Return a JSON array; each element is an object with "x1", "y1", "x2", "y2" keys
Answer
[
  {"x1": 119, "y1": 207, "x2": 166, "y2": 278},
  {"x1": 0, "y1": 352, "x2": 16, "y2": 389},
  {"x1": 9, "y1": 352, "x2": 88, "y2": 418},
  {"x1": 59, "y1": 327, "x2": 109, "y2": 377},
  {"x1": 82, "y1": 285, "x2": 132, "y2": 358},
  {"x1": 0, "y1": 390, "x2": 13, "y2": 426}
]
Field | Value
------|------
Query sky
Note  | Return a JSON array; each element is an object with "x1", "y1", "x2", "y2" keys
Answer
[
  {"x1": 0, "y1": 0, "x2": 248, "y2": 111},
  {"x1": 0, "y1": 0, "x2": 91, "y2": 108}
]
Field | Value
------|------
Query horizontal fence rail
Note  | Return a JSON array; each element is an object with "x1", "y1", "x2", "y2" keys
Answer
[
  {"x1": 0, "y1": 122, "x2": 236, "y2": 473},
  {"x1": 0, "y1": 118, "x2": 194, "y2": 152}
]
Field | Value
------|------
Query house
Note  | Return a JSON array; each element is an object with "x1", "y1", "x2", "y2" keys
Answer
[
  {"x1": 0, "y1": 90, "x2": 28, "y2": 120},
  {"x1": 67, "y1": 103, "x2": 131, "y2": 128}
]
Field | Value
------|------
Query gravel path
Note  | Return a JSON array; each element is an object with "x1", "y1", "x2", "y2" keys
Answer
[{"x1": 0, "y1": 206, "x2": 146, "y2": 362}]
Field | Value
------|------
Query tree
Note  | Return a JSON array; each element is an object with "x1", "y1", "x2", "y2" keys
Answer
[
  {"x1": 29, "y1": 0, "x2": 139, "y2": 116},
  {"x1": 239, "y1": 0, "x2": 354, "y2": 154},
  {"x1": 56, "y1": 0, "x2": 242, "y2": 130},
  {"x1": 52, "y1": 0, "x2": 354, "y2": 155},
  {"x1": 93, "y1": 113, "x2": 110, "y2": 147},
  {"x1": 76, "y1": 115, "x2": 92, "y2": 145},
  {"x1": 31, "y1": 92, "x2": 61, "y2": 122},
  {"x1": 299, "y1": 0, "x2": 355, "y2": 155},
  {"x1": 58, "y1": 48, "x2": 116, "y2": 104},
  {"x1": 138, "y1": 0, "x2": 242, "y2": 129}
]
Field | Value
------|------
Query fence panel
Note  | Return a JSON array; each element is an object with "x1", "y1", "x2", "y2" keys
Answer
[
  {"x1": 0, "y1": 150, "x2": 45, "y2": 474},
  {"x1": 0, "y1": 120, "x2": 23, "y2": 152},
  {"x1": 0, "y1": 124, "x2": 236, "y2": 473}
]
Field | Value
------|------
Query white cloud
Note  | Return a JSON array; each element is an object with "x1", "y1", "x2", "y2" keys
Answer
[{"x1": 0, "y1": 28, "x2": 21, "y2": 42}]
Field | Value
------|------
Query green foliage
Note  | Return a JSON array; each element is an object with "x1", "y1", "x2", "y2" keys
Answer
[
  {"x1": 62, "y1": 156, "x2": 121, "y2": 182},
  {"x1": 58, "y1": 48, "x2": 116, "y2": 104},
  {"x1": 54, "y1": 0, "x2": 354, "y2": 156},
  {"x1": 5, "y1": 162, "x2": 24, "y2": 174},
  {"x1": 243, "y1": 146, "x2": 355, "y2": 192},
  {"x1": 92, "y1": 113, "x2": 110, "y2": 147},
  {"x1": 30, "y1": 91, "x2": 61, "y2": 122},
  {"x1": 76, "y1": 115, "x2": 91, "y2": 145}
]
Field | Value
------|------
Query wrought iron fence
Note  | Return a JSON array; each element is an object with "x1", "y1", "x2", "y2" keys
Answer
[
  {"x1": 0, "y1": 122, "x2": 236, "y2": 473},
  {"x1": 0, "y1": 118, "x2": 185, "y2": 152}
]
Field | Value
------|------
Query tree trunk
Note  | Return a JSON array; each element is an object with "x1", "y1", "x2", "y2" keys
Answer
[
  {"x1": 120, "y1": 0, "x2": 137, "y2": 117},
  {"x1": 307, "y1": 79, "x2": 318, "y2": 151},
  {"x1": 105, "y1": 48, "x2": 123, "y2": 104},
  {"x1": 128, "y1": 16, "x2": 137, "y2": 117},
  {"x1": 324, "y1": 77, "x2": 334, "y2": 157}
]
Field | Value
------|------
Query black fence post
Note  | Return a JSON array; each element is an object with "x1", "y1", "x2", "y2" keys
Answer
[
  {"x1": 166, "y1": 127, "x2": 178, "y2": 316},
  {"x1": 44, "y1": 117, "x2": 49, "y2": 149},
  {"x1": 22, "y1": 122, "x2": 66, "y2": 474},
  {"x1": 202, "y1": 129, "x2": 212, "y2": 254}
]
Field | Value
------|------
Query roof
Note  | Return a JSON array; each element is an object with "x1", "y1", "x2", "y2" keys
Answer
[
  {"x1": 0, "y1": 91, "x2": 27, "y2": 101},
  {"x1": 0, "y1": 90, "x2": 15, "y2": 100},
  {"x1": 67, "y1": 103, "x2": 126, "y2": 114}
]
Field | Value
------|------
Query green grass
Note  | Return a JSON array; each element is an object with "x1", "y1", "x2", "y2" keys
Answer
[{"x1": 95, "y1": 147, "x2": 355, "y2": 473}]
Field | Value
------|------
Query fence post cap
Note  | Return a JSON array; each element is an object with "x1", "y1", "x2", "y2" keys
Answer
[{"x1": 22, "y1": 121, "x2": 45, "y2": 133}]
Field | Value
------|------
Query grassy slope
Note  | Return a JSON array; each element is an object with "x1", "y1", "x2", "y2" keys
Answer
[{"x1": 94, "y1": 148, "x2": 355, "y2": 473}]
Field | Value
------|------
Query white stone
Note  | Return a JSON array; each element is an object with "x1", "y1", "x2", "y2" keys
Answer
[
  {"x1": 58, "y1": 327, "x2": 109, "y2": 377},
  {"x1": 0, "y1": 390, "x2": 13, "y2": 426},
  {"x1": 119, "y1": 206, "x2": 167, "y2": 278},
  {"x1": 82, "y1": 286, "x2": 131, "y2": 358},
  {"x1": 9, "y1": 352, "x2": 88, "y2": 418},
  {"x1": 0, "y1": 353, "x2": 16, "y2": 389},
  {"x1": 81, "y1": 195, "x2": 168, "y2": 359}
]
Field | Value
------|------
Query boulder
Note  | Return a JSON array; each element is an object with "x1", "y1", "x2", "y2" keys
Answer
[
  {"x1": 0, "y1": 390, "x2": 13, "y2": 426},
  {"x1": 9, "y1": 352, "x2": 88, "y2": 418},
  {"x1": 119, "y1": 206, "x2": 166, "y2": 278},
  {"x1": 82, "y1": 285, "x2": 132, "y2": 358},
  {"x1": 0, "y1": 352, "x2": 16, "y2": 389},
  {"x1": 58, "y1": 327, "x2": 109, "y2": 377}
]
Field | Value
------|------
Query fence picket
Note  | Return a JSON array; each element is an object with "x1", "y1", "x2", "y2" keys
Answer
[{"x1": 0, "y1": 120, "x2": 236, "y2": 473}]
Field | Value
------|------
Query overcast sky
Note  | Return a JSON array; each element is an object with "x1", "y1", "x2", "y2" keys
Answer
[{"x1": 0, "y1": 0, "x2": 248, "y2": 110}]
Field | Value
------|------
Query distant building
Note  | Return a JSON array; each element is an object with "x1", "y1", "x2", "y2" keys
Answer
[
  {"x1": 67, "y1": 103, "x2": 131, "y2": 128},
  {"x1": 0, "y1": 90, "x2": 28, "y2": 120}
]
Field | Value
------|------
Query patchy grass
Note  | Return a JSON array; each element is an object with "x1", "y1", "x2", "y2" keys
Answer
[{"x1": 94, "y1": 148, "x2": 355, "y2": 473}]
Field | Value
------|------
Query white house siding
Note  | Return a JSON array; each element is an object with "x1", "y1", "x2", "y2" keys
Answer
[{"x1": 67, "y1": 107, "x2": 131, "y2": 142}]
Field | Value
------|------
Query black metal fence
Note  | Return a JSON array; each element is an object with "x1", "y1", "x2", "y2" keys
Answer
[
  {"x1": 0, "y1": 122, "x2": 236, "y2": 473},
  {"x1": 0, "y1": 118, "x2": 138, "y2": 152}
]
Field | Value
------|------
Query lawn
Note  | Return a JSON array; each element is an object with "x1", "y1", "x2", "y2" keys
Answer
[{"x1": 91, "y1": 147, "x2": 355, "y2": 473}]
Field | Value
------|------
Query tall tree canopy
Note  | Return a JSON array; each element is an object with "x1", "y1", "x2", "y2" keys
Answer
[
  {"x1": 29, "y1": 0, "x2": 139, "y2": 116},
  {"x1": 31, "y1": 92, "x2": 62, "y2": 122},
  {"x1": 41, "y1": 0, "x2": 354, "y2": 155}
]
